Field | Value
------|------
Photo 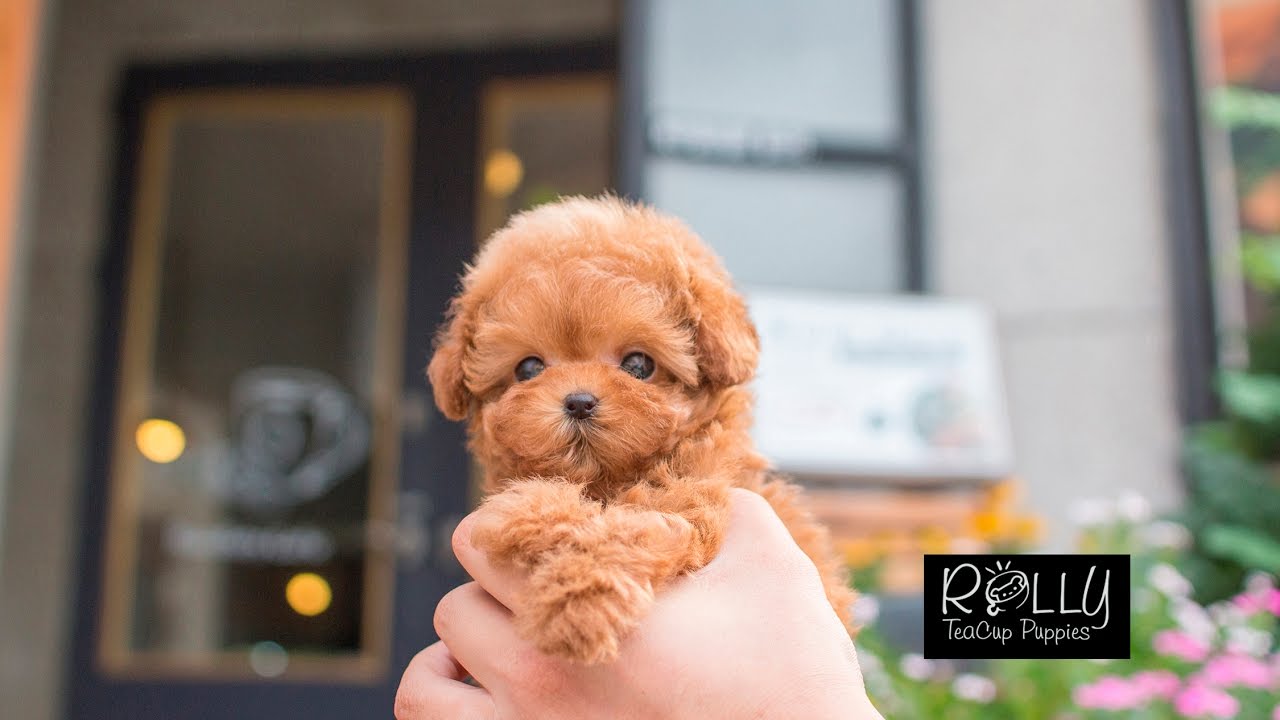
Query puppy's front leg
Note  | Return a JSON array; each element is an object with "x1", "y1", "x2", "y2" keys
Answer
[
  {"x1": 470, "y1": 478, "x2": 705, "y2": 664},
  {"x1": 468, "y1": 478, "x2": 601, "y2": 570}
]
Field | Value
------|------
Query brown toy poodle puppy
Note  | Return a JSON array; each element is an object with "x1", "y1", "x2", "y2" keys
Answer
[{"x1": 427, "y1": 195, "x2": 853, "y2": 664}]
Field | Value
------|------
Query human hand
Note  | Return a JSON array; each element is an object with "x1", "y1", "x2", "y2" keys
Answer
[{"x1": 395, "y1": 488, "x2": 884, "y2": 720}]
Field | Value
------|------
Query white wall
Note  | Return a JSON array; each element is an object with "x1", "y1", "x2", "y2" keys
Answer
[{"x1": 924, "y1": 0, "x2": 1181, "y2": 549}]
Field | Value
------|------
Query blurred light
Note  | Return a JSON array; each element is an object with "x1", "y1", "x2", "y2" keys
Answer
[
  {"x1": 135, "y1": 418, "x2": 185, "y2": 463},
  {"x1": 484, "y1": 149, "x2": 524, "y2": 197},
  {"x1": 249, "y1": 641, "x2": 288, "y2": 678},
  {"x1": 286, "y1": 572, "x2": 332, "y2": 617}
]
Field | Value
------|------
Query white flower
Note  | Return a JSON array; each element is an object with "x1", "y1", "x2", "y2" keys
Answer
[
  {"x1": 852, "y1": 594, "x2": 880, "y2": 626},
  {"x1": 952, "y1": 673, "x2": 997, "y2": 703},
  {"x1": 1209, "y1": 601, "x2": 1247, "y2": 629},
  {"x1": 899, "y1": 653, "x2": 934, "y2": 681},
  {"x1": 1245, "y1": 571, "x2": 1276, "y2": 595},
  {"x1": 856, "y1": 649, "x2": 899, "y2": 708},
  {"x1": 1139, "y1": 521, "x2": 1192, "y2": 551},
  {"x1": 1116, "y1": 491, "x2": 1152, "y2": 523},
  {"x1": 1148, "y1": 563, "x2": 1193, "y2": 599},
  {"x1": 1068, "y1": 498, "x2": 1113, "y2": 527},
  {"x1": 1172, "y1": 598, "x2": 1217, "y2": 645},
  {"x1": 857, "y1": 647, "x2": 883, "y2": 673},
  {"x1": 1226, "y1": 626, "x2": 1273, "y2": 657}
]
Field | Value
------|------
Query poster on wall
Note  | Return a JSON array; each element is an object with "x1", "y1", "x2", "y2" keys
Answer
[{"x1": 747, "y1": 289, "x2": 1013, "y2": 481}]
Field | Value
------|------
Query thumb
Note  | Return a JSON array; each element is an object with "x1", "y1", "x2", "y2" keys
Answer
[{"x1": 706, "y1": 488, "x2": 809, "y2": 575}]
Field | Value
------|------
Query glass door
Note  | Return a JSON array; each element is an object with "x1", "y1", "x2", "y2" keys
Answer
[
  {"x1": 98, "y1": 89, "x2": 411, "y2": 681},
  {"x1": 69, "y1": 45, "x2": 615, "y2": 720}
]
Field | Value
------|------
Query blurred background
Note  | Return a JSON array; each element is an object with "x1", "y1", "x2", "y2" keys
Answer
[{"x1": 2, "y1": 0, "x2": 1279, "y2": 718}]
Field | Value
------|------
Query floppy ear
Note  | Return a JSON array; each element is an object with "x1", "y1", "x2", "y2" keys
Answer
[
  {"x1": 687, "y1": 255, "x2": 760, "y2": 387},
  {"x1": 426, "y1": 295, "x2": 476, "y2": 421}
]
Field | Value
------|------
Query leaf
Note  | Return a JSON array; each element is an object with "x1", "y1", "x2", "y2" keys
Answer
[
  {"x1": 1210, "y1": 86, "x2": 1280, "y2": 130},
  {"x1": 1218, "y1": 371, "x2": 1280, "y2": 424},
  {"x1": 1241, "y1": 235, "x2": 1280, "y2": 291},
  {"x1": 1202, "y1": 524, "x2": 1280, "y2": 573},
  {"x1": 1182, "y1": 425, "x2": 1280, "y2": 536}
]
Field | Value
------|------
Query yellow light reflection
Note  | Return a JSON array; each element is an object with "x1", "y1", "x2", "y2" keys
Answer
[
  {"x1": 286, "y1": 572, "x2": 332, "y2": 617},
  {"x1": 135, "y1": 418, "x2": 186, "y2": 463},
  {"x1": 484, "y1": 149, "x2": 524, "y2": 197}
]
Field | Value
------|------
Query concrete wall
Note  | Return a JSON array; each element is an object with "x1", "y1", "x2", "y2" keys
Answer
[
  {"x1": 0, "y1": 2, "x2": 616, "y2": 718},
  {"x1": 924, "y1": 0, "x2": 1180, "y2": 548}
]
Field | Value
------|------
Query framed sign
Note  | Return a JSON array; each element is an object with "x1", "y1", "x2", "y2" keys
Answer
[{"x1": 748, "y1": 289, "x2": 1012, "y2": 481}]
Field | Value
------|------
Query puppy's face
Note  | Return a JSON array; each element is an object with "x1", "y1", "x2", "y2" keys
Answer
[{"x1": 427, "y1": 197, "x2": 758, "y2": 489}]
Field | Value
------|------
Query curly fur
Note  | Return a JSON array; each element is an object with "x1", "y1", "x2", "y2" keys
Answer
[{"x1": 427, "y1": 195, "x2": 854, "y2": 664}]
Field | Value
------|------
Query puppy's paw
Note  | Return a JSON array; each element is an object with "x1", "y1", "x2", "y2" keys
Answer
[
  {"x1": 517, "y1": 554, "x2": 654, "y2": 665},
  {"x1": 469, "y1": 479, "x2": 597, "y2": 565}
]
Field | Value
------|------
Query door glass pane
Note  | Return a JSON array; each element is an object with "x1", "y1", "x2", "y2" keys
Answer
[
  {"x1": 638, "y1": 0, "x2": 907, "y2": 293},
  {"x1": 646, "y1": 0, "x2": 900, "y2": 145},
  {"x1": 646, "y1": 159, "x2": 902, "y2": 293},
  {"x1": 100, "y1": 90, "x2": 411, "y2": 680},
  {"x1": 476, "y1": 75, "x2": 614, "y2": 241}
]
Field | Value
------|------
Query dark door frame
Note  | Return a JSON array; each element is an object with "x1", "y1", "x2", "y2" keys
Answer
[
  {"x1": 68, "y1": 42, "x2": 615, "y2": 720},
  {"x1": 1151, "y1": 0, "x2": 1220, "y2": 429}
]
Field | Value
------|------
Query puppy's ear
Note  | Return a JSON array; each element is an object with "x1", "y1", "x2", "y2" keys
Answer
[
  {"x1": 426, "y1": 294, "x2": 475, "y2": 421},
  {"x1": 688, "y1": 255, "x2": 760, "y2": 387}
]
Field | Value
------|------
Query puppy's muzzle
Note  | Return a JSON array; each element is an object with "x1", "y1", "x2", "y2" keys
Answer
[{"x1": 563, "y1": 392, "x2": 599, "y2": 420}]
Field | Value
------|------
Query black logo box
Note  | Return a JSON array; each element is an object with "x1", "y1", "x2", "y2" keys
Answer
[{"x1": 923, "y1": 554, "x2": 1131, "y2": 660}]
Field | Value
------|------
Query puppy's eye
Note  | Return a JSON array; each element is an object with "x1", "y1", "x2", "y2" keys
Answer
[
  {"x1": 620, "y1": 352, "x2": 655, "y2": 380},
  {"x1": 514, "y1": 357, "x2": 545, "y2": 382}
]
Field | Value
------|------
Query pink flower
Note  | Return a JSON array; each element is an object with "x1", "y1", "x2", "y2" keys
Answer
[
  {"x1": 1074, "y1": 676, "x2": 1147, "y2": 711},
  {"x1": 1233, "y1": 592, "x2": 1264, "y2": 614},
  {"x1": 1132, "y1": 669, "x2": 1181, "y2": 699},
  {"x1": 1174, "y1": 684, "x2": 1240, "y2": 718},
  {"x1": 1155, "y1": 629, "x2": 1212, "y2": 662},
  {"x1": 1272, "y1": 704, "x2": 1280, "y2": 720},
  {"x1": 1200, "y1": 654, "x2": 1276, "y2": 689},
  {"x1": 1232, "y1": 587, "x2": 1280, "y2": 616}
]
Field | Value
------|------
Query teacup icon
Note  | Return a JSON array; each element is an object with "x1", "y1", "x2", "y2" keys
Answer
[{"x1": 985, "y1": 568, "x2": 1029, "y2": 615}]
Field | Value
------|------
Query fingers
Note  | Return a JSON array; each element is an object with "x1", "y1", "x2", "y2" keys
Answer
[
  {"x1": 452, "y1": 513, "x2": 531, "y2": 612},
  {"x1": 395, "y1": 641, "x2": 495, "y2": 720},
  {"x1": 434, "y1": 581, "x2": 528, "y2": 689}
]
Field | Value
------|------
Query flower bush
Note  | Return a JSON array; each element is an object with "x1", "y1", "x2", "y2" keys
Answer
[
  {"x1": 856, "y1": 498, "x2": 1280, "y2": 719},
  {"x1": 1067, "y1": 571, "x2": 1279, "y2": 719}
]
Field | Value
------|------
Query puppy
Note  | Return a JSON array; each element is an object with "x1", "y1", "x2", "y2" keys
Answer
[{"x1": 427, "y1": 195, "x2": 853, "y2": 664}]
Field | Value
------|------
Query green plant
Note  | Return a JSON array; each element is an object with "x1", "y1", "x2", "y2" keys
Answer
[{"x1": 1177, "y1": 86, "x2": 1280, "y2": 604}]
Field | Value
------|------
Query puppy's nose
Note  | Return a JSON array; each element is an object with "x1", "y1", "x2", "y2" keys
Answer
[{"x1": 563, "y1": 392, "x2": 599, "y2": 420}]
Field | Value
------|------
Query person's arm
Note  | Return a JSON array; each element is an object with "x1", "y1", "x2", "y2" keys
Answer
[{"x1": 395, "y1": 488, "x2": 885, "y2": 720}]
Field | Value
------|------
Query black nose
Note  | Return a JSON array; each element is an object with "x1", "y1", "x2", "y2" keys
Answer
[{"x1": 563, "y1": 392, "x2": 598, "y2": 420}]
